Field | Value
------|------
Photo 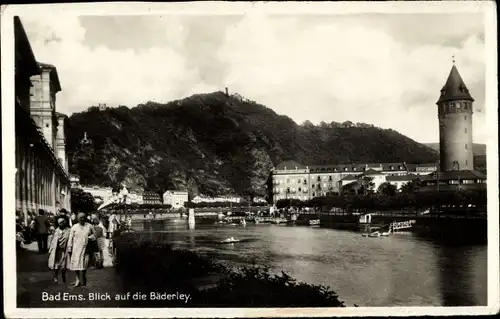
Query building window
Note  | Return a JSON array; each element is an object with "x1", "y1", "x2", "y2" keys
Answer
[
  {"x1": 317, "y1": 176, "x2": 321, "y2": 181},
  {"x1": 353, "y1": 167, "x2": 356, "y2": 171},
  {"x1": 312, "y1": 184, "x2": 315, "y2": 188},
  {"x1": 449, "y1": 180, "x2": 460, "y2": 185},
  {"x1": 45, "y1": 123, "x2": 49, "y2": 128},
  {"x1": 329, "y1": 176, "x2": 332, "y2": 181},
  {"x1": 464, "y1": 115, "x2": 467, "y2": 120},
  {"x1": 465, "y1": 144, "x2": 468, "y2": 150},
  {"x1": 390, "y1": 166, "x2": 394, "y2": 170},
  {"x1": 298, "y1": 188, "x2": 301, "y2": 192},
  {"x1": 334, "y1": 168, "x2": 337, "y2": 172},
  {"x1": 344, "y1": 167, "x2": 347, "y2": 171},
  {"x1": 465, "y1": 160, "x2": 468, "y2": 167}
]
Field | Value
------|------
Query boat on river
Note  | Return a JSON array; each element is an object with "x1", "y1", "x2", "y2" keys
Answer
[
  {"x1": 362, "y1": 231, "x2": 381, "y2": 238},
  {"x1": 272, "y1": 218, "x2": 288, "y2": 224},
  {"x1": 309, "y1": 219, "x2": 320, "y2": 226},
  {"x1": 220, "y1": 237, "x2": 240, "y2": 244}
]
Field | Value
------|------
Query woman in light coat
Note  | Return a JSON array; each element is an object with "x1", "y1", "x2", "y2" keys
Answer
[
  {"x1": 48, "y1": 217, "x2": 71, "y2": 283},
  {"x1": 67, "y1": 213, "x2": 95, "y2": 287}
]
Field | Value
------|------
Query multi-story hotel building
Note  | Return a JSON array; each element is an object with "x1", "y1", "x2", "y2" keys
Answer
[
  {"x1": 143, "y1": 191, "x2": 162, "y2": 205},
  {"x1": 15, "y1": 16, "x2": 71, "y2": 223},
  {"x1": 163, "y1": 190, "x2": 189, "y2": 209},
  {"x1": 271, "y1": 160, "x2": 438, "y2": 202}
]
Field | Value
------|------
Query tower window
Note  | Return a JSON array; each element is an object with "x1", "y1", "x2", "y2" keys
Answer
[
  {"x1": 465, "y1": 128, "x2": 467, "y2": 134},
  {"x1": 465, "y1": 144, "x2": 468, "y2": 150}
]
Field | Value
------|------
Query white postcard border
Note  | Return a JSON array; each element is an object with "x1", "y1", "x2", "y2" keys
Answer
[{"x1": 2, "y1": 1, "x2": 498, "y2": 318}]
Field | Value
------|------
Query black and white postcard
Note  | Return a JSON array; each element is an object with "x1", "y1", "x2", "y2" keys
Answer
[{"x1": 2, "y1": 1, "x2": 499, "y2": 318}]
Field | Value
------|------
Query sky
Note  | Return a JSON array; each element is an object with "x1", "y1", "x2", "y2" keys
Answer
[{"x1": 19, "y1": 10, "x2": 487, "y2": 144}]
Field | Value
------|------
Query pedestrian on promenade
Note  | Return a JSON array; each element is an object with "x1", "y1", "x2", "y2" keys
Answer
[
  {"x1": 107, "y1": 211, "x2": 119, "y2": 238},
  {"x1": 69, "y1": 212, "x2": 77, "y2": 227},
  {"x1": 34, "y1": 209, "x2": 51, "y2": 253},
  {"x1": 91, "y1": 216, "x2": 106, "y2": 269},
  {"x1": 48, "y1": 217, "x2": 71, "y2": 283},
  {"x1": 67, "y1": 213, "x2": 96, "y2": 287}
]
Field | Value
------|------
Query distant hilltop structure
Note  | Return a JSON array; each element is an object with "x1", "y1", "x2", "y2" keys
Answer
[
  {"x1": 224, "y1": 87, "x2": 254, "y2": 103},
  {"x1": 98, "y1": 103, "x2": 108, "y2": 111}
]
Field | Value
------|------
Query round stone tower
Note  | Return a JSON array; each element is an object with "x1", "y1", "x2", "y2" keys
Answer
[{"x1": 437, "y1": 63, "x2": 474, "y2": 172}]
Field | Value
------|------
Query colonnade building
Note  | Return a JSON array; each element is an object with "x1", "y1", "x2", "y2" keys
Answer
[{"x1": 15, "y1": 16, "x2": 71, "y2": 223}]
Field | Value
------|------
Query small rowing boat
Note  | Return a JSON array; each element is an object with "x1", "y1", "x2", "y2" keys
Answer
[{"x1": 220, "y1": 237, "x2": 240, "y2": 244}]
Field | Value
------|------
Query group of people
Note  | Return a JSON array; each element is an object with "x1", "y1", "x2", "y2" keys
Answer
[{"x1": 17, "y1": 208, "x2": 123, "y2": 287}]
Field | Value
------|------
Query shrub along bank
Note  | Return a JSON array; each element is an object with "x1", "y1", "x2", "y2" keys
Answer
[{"x1": 113, "y1": 231, "x2": 346, "y2": 307}]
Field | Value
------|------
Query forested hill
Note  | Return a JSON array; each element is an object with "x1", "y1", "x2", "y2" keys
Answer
[{"x1": 65, "y1": 91, "x2": 439, "y2": 198}]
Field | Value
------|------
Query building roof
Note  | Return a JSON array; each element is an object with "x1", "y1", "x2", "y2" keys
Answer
[
  {"x1": 386, "y1": 174, "x2": 419, "y2": 182},
  {"x1": 310, "y1": 163, "x2": 367, "y2": 173},
  {"x1": 55, "y1": 112, "x2": 68, "y2": 119},
  {"x1": 363, "y1": 168, "x2": 383, "y2": 176},
  {"x1": 275, "y1": 160, "x2": 306, "y2": 170},
  {"x1": 341, "y1": 180, "x2": 361, "y2": 190},
  {"x1": 421, "y1": 170, "x2": 486, "y2": 181},
  {"x1": 14, "y1": 16, "x2": 39, "y2": 78},
  {"x1": 381, "y1": 163, "x2": 406, "y2": 171},
  {"x1": 38, "y1": 62, "x2": 62, "y2": 93},
  {"x1": 165, "y1": 190, "x2": 188, "y2": 194},
  {"x1": 340, "y1": 174, "x2": 357, "y2": 181},
  {"x1": 437, "y1": 64, "x2": 474, "y2": 104}
]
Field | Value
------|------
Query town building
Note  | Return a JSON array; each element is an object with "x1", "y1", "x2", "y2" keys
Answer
[
  {"x1": 142, "y1": 191, "x2": 162, "y2": 205},
  {"x1": 420, "y1": 61, "x2": 486, "y2": 191},
  {"x1": 14, "y1": 16, "x2": 71, "y2": 224},
  {"x1": 163, "y1": 190, "x2": 189, "y2": 209},
  {"x1": 271, "y1": 160, "x2": 438, "y2": 201},
  {"x1": 79, "y1": 185, "x2": 114, "y2": 204}
]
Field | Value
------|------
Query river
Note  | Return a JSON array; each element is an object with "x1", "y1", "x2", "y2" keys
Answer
[{"x1": 131, "y1": 218, "x2": 487, "y2": 307}]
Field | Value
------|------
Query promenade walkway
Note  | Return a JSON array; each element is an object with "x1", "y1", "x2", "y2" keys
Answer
[{"x1": 16, "y1": 237, "x2": 125, "y2": 308}]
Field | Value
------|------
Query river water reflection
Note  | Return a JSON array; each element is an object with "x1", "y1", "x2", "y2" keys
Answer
[{"x1": 131, "y1": 218, "x2": 487, "y2": 307}]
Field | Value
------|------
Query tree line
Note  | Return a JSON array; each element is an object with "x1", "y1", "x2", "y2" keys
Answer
[{"x1": 275, "y1": 188, "x2": 487, "y2": 212}]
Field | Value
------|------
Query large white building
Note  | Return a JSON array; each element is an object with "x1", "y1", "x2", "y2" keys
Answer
[
  {"x1": 163, "y1": 190, "x2": 189, "y2": 208},
  {"x1": 271, "y1": 160, "x2": 437, "y2": 202},
  {"x1": 15, "y1": 17, "x2": 71, "y2": 220},
  {"x1": 80, "y1": 185, "x2": 114, "y2": 204}
]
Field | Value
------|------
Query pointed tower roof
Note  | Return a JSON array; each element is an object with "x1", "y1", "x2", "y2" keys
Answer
[{"x1": 437, "y1": 64, "x2": 474, "y2": 104}]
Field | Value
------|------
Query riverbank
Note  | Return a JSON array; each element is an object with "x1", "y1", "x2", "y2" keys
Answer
[{"x1": 112, "y1": 231, "x2": 347, "y2": 307}]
